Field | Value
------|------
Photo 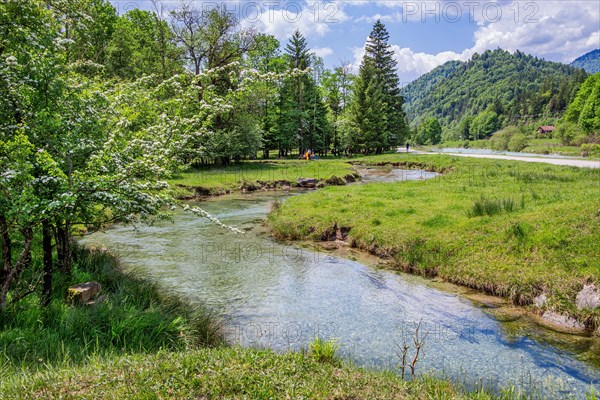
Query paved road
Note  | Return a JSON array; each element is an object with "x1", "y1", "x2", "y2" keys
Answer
[{"x1": 419, "y1": 152, "x2": 600, "y2": 169}]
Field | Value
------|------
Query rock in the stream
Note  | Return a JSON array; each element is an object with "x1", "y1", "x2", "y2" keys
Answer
[
  {"x1": 541, "y1": 311, "x2": 585, "y2": 330},
  {"x1": 68, "y1": 282, "x2": 101, "y2": 305},
  {"x1": 296, "y1": 178, "x2": 318, "y2": 188},
  {"x1": 575, "y1": 284, "x2": 600, "y2": 310}
]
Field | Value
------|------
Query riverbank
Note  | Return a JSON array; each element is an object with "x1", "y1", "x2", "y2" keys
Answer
[
  {"x1": 268, "y1": 154, "x2": 600, "y2": 335},
  {"x1": 1, "y1": 346, "x2": 521, "y2": 400},
  {"x1": 169, "y1": 160, "x2": 358, "y2": 199},
  {"x1": 0, "y1": 245, "x2": 529, "y2": 399}
]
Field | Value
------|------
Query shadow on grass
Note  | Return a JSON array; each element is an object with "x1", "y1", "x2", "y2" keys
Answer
[{"x1": 0, "y1": 243, "x2": 222, "y2": 371}]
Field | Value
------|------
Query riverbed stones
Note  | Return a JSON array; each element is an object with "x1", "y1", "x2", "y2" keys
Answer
[
  {"x1": 575, "y1": 284, "x2": 600, "y2": 310},
  {"x1": 67, "y1": 282, "x2": 101, "y2": 305},
  {"x1": 541, "y1": 311, "x2": 585, "y2": 330},
  {"x1": 296, "y1": 178, "x2": 318, "y2": 188}
]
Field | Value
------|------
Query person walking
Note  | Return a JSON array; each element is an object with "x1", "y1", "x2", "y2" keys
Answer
[{"x1": 406, "y1": 142, "x2": 410, "y2": 153}]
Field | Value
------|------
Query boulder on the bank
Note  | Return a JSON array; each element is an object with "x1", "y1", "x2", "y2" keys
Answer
[
  {"x1": 344, "y1": 174, "x2": 357, "y2": 183},
  {"x1": 541, "y1": 311, "x2": 585, "y2": 330},
  {"x1": 240, "y1": 181, "x2": 260, "y2": 192},
  {"x1": 575, "y1": 284, "x2": 600, "y2": 309},
  {"x1": 325, "y1": 176, "x2": 346, "y2": 186},
  {"x1": 296, "y1": 178, "x2": 318, "y2": 188},
  {"x1": 67, "y1": 282, "x2": 101, "y2": 305}
]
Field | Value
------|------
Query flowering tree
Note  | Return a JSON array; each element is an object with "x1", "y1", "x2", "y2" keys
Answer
[{"x1": 0, "y1": 0, "x2": 287, "y2": 309}]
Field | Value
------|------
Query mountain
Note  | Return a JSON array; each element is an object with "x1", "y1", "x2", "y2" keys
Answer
[
  {"x1": 570, "y1": 49, "x2": 600, "y2": 74},
  {"x1": 401, "y1": 49, "x2": 588, "y2": 131}
]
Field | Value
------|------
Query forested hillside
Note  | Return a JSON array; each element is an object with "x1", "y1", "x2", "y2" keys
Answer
[
  {"x1": 401, "y1": 49, "x2": 588, "y2": 137},
  {"x1": 571, "y1": 49, "x2": 600, "y2": 74}
]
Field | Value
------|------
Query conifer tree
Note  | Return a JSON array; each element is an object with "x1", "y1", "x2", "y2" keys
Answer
[{"x1": 350, "y1": 20, "x2": 407, "y2": 153}]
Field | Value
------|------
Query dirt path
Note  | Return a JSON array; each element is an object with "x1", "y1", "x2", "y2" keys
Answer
[{"x1": 421, "y1": 152, "x2": 600, "y2": 169}]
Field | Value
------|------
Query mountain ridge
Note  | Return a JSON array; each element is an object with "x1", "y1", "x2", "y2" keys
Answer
[
  {"x1": 570, "y1": 49, "x2": 600, "y2": 74},
  {"x1": 401, "y1": 49, "x2": 588, "y2": 132}
]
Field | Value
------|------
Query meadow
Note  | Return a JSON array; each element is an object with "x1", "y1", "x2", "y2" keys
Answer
[{"x1": 268, "y1": 154, "x2": 600, "y2": 329}]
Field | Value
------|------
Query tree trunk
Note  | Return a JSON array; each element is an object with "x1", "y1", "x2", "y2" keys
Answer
[
  {"x1": 41, "y1": 220, "x2": 53, "y2": 307},
  {"x1": 56, "y1": 222, "x2": 72, "y2": 275},
  {"x1": 0, "y1": 217, "x2": 33, "y2": 312}
]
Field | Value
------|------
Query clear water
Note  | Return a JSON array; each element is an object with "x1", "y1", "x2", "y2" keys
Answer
[{"x1": 81, "y1": 186, "x2": 599, "y2": 398}]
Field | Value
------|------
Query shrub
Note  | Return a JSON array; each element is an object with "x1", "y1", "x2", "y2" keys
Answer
[
  {"x1": 508, "y1": 133, "x2": 529, "y2": 152},
  {"x1": 581, "y1": 143, "x2": 600, "y2": 157}
]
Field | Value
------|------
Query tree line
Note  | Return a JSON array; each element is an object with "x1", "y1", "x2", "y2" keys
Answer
[
  {"x1": 402, "y1": 49, "x2": 590, "y2": 144},
  {"x1": 0, "y1": 1, "x2": 407, "y2": 310}
]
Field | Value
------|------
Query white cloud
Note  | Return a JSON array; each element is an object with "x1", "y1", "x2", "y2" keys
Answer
[
  {"x1": 312, "y1": 47, "x2": 334, "y2": 58},
  {"x1": 241, "y1": 1, "x2": 350, "y2": 42},
  {"x1": 351, "y1": 1, "x2": 599, "y2": 82}
]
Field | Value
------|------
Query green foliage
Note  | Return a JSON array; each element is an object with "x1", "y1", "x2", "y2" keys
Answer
[
  {"x1": 571, "y1": 49, "x2": 600, "y2": 74},
  {"x1": 469, "y1": 110, "x2": 501, "y2": 139},
  {"x1": 581, "y1": 143, "x2": 600, "y2": 157},
  {"x1": 275, "y1": 30, "x2": 331, "y2": 156},
  {"x1": 402, "y1": 49, "x2": 587, "y2": 131},
  {"x1": 507, "y1": 133, "x2": 529, "y2": 152},
  {"x1": 308, "y1": 337, "x2": 339, "y2": 363},
  {"x1": 414, "y1": 118, "x2": 442, "y2": 145},
  {"x1": 348, "y1": 20, "x2": 408, "y2": 154},
  {"x1": 564, "y1": 73, "x2": 600, "y2": 134},
  {"x1": 105, "y1": 9, "x2": 183, "y2": 79}
]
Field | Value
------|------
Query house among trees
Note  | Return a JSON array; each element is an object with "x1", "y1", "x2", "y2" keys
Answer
[{"x1": 537, "y1": 126, "x2": 556, "y2": 135}]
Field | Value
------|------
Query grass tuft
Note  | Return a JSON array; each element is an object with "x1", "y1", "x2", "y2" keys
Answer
[
  {"x1": 468, "y1": 196, "x2": 518, "y2": 217},
  {"x1": 308, "y1": 337, "x2": 340, "y2": 364}
]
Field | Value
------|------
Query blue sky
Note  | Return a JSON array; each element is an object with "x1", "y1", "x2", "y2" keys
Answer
[{"x1": 110, "y1": 1, "x2": 600, "y2": 82}]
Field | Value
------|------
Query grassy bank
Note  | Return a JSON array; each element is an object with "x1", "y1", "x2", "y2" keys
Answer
[
  {"x1": 0, "y1": 245, "x2": 524, "y2": 399},
  {"x1": 0, "y1": 244, "x2": 221, "y2": 374},
  {"x1": 1, "y1": 345, "x2": 539, "y2": 400},
  {"x1": 268, "y1": 154, "x2": 600, "y2": 329},
  {"x1": 168, "y1": 160, "x2": 356, "y2": 197}
]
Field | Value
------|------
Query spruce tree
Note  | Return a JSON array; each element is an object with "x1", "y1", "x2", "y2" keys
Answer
[
  {"x1": 351, "y1": 20, "x2": 407, "y2": 153},
  {"x1": 278, "y1": 30, "x2": 330, "y2": 156}
]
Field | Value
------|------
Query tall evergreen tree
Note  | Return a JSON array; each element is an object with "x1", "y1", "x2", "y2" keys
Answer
[
  {"x1": 277, "y1": 30, "x2": 330, "y2": 156},
  {"x1": 351, "y1": 20, "x2": 407, "y2": 153}
]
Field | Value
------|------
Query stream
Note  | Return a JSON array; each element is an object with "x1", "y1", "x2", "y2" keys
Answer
[{"x1": 81, "y1": 168, "x2": 600, "y2": 398}]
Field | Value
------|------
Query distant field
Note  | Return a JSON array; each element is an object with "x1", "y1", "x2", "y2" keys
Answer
[{"x1": 269, "y1": 154, "x2": 600, "y2": 328}]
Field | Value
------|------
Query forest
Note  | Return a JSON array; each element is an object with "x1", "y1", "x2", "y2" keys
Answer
[
  {"x1": 571, "y1": 49, "x2": 600, "y2": 74},
  {"x1": 3, "y1": 0, "x2": 600, "y2": 310},
  {"x1": 0, "y1": 0, "x2": 415, "y2": 312},
  {"x1": 402, "y1": 49, "x2": 593, "y2": 143}
]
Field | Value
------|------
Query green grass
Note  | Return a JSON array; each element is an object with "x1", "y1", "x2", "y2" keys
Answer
[
  {"x1": 0, "y1": 345, "x2": 538, "y2": 400},
  {"x1": 308, "y1": 337, "x2": 340, "y2": 364},
  {"x1": 0, "y1": 243, "x2": 222, "y2": 374},
  {"x1": 169, "y1": 160, "x2": 355, "y2": 196},
  {"x1": 269, "y1": 154, "x2": 600, "y2": 327}
]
